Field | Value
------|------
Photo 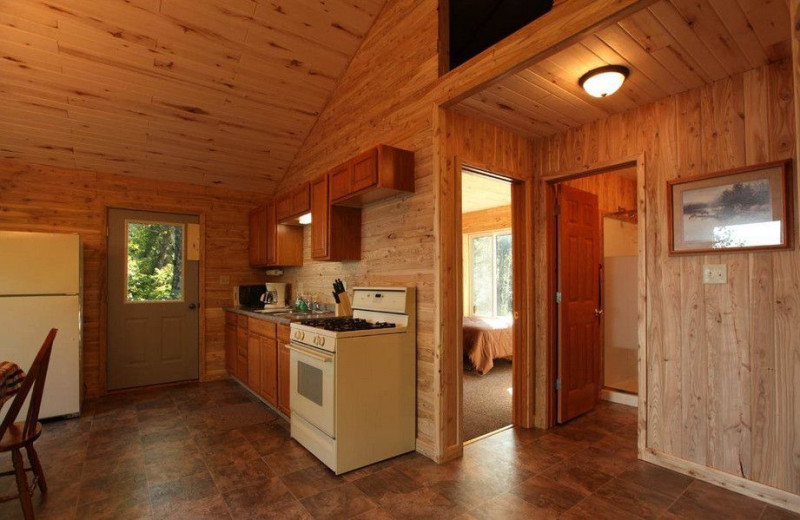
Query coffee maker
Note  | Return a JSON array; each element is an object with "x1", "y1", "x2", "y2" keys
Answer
[{"x1": 260, "y1": 282, "x2": 288, "y2": 310}]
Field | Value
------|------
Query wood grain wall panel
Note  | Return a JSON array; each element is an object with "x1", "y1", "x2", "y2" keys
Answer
[
  {"x1": 534, "y1": 60, "x2": 797, "y2": 494},
  {"x1": 0, "y1": 159, "x2": 264, "y2": 398}
]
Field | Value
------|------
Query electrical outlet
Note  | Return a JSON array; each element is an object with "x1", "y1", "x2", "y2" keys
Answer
[
  {"x1": 703, "y1": 264, "x2": 727, "y2": 284},
  {"x1": 219, "y1": 275, "x2": 231, "y2": 285}
]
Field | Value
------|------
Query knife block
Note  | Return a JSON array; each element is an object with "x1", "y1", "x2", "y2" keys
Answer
[{"x1": 336, "y1": 293, "x2": 352, "y2": 317}]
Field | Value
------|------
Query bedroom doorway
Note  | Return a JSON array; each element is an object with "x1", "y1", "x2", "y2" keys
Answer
[
  {"x1": 551, "y1": 164, "x2": 641, "y2": 423},
  {"x1": 461, "y1": 168, "x2": 514, "y2": 441}
]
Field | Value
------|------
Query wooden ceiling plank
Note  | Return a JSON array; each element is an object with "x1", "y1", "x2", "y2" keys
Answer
[
  {"x1": 455, "y1": 100, "x2": 549, "y2": 139},
  {"x1": 479, "y1": 87, "x2": 578, "y2": 132},
  {"x1": 666, "y1": 0, "x2": 751, "y2": 76},
  {"x1": 617, "y1": 8, "x2": 709, "y2": 87},
  {"x1": 515, "y1": 68, "x2": 617, "y2": 119},
  {"x1": 251, "y1": 1, "x2": 368, "y2": 56},
  {"x1": 0, "y1": 21, "x2": 58, "y2": 53},
  {"x1": 595, "y1": 24, "x2": 688, "y2": 93},
  {"x1": 706, "y1": 0, "x2": 769, "y2": 70},
  {"x1": 647, "y1": 1, "x2": 729, "y2": 80},
  {"x1": 736, "y1": 0, "x2": 790, "y2": 49},
  {"x1": 0, "y1": 11, "x2": 59, "y2": 40},
  {"x1": 46, "y1": 0, "x2": 170, "y2": 49},
  {"x1": 159, "y1": 0, "x2": 254, "y2": 45}
]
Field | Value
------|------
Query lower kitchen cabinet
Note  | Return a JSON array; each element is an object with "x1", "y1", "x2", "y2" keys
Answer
[
  {"x1": 258, "y1": 337, "x2": 278, "y2": 405},
  {"x1": 277, "y1": 324, "x2": 291, "y2": 416},
  {"x1": 236, "y1": 316, "x2": 248, "y2": 384},
  {"x1": 247, "y1": 335, "x2": 261, "y2": 395},
  {"x1": 224, "y1": 312, "x2": 288, "y2": 415}
]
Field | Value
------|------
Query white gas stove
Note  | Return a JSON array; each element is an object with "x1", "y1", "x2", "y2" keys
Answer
[{"x1": 289, "y1": 287, "x2": 416, "y2": 474}]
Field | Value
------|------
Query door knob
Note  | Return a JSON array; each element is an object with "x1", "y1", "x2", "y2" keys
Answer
[
  {"x1": 189, "y1": 303, "x2": 197, "y2": 310},
  {"x1": 594, "y1": 308, "x2": 604, "y2": 318}
]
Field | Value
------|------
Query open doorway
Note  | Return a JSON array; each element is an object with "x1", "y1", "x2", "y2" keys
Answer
[
  {"x1": 461, "y1": 168, "x2": 514, "y2": 441},
  {"x1": 552, "y1": 165, "x2": 640, "y2": 423}
]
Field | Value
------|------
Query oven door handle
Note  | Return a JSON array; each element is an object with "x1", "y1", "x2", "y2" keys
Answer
[{"x1": 288, "y1": 343, "x2": 333, "y2": 363}]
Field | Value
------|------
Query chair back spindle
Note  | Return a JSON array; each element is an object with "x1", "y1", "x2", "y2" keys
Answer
[{"x1": 0, "y1": 329, "x2": 57, "y2": 440}]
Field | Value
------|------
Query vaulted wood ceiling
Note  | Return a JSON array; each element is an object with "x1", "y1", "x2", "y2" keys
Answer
[
  {"x1": 0, "y1": 0, "x2": 385, "y2": 193},
  {"x1": 454, "y1": 0, "x2": 790, "y2": 139}
]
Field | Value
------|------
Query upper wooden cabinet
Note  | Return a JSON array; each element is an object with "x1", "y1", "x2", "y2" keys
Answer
[
  {"x1": 249, "y1": 202, "x2": 303, "y2": 268},
  {"x1": 276, "y1": 182, "x2": 311, "y2": 223},
  {"x1": 328, "y1": 145, "x2": 414, "y2": 206},
  {"x1": 311, "y1": 173, "x2": 361, "y2": 261},
  {"x1": 248, "y1": 206, "x2": 268, "y2": 266}
]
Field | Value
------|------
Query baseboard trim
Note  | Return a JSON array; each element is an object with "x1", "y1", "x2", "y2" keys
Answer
[
  {"x1": 642, "y1": 449, "x2": 800, "y2": 514},
  {"x1": 600, "y1": 388, "x2": 638, "y2": 407}
]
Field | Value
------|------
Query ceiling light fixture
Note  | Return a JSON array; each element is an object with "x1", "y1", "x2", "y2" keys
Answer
[{"x1": 579, "y1": 65, "x2": 629, "y2": 98}]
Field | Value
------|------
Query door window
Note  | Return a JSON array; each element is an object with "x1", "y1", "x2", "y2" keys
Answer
[{"x1": 126, "y1": 221, "x2": 185, "y2": 302}]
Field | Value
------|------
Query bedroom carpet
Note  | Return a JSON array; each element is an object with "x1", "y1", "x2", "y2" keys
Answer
[{"x1": 463, "y1": 358, "x2": 512, "y2": 441}]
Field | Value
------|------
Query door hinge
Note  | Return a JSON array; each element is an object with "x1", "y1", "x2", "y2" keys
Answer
[
  {"x1": 555, "y1": 379, "x2": 562, "y2": 391},
  {"x1": 555, "y1": 291, "x2": 562, "y2": 304}
]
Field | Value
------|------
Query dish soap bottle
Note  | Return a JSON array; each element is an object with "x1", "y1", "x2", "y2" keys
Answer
[{"x1": 295, "y1": 295, "x2": 308, "y2": 312}]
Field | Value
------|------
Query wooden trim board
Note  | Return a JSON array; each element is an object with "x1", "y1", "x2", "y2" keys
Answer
[{"x1": 642, "y1": 449, "x2": 800, "y2": 513}]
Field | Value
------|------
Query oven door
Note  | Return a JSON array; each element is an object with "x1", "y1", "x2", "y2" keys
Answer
[{"x1": 289, "y1": 342, "x2": 335, "y2": 438}]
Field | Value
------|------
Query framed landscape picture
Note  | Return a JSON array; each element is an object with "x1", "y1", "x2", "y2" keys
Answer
[{"x1": 668, "y1": 160, "x2": 793, "y2": 255}]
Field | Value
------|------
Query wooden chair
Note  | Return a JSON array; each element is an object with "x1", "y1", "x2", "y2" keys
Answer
[{"x1": 0, "y1": 329, "x2": 57, "y2": 520}]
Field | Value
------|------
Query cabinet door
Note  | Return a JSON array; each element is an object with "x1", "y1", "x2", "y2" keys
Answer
[
  {"x1": 329, "y1": 162, "x2": 351, "y2": 202},
  {"x1": 225, "y1": 323, "x2": 236, "y2": 375},
  {"x1": 277, "y1": 342, "x2": 291, "y2": 416},
  {"x1": 350, "y1": 148, "x2": 378, "y2": 193},
  {"x1": 311, "y1": 174, "x2": 329, "y2": 259},
  {"x1": 260, "y1": 338, "x2": 278, "y2": 406},
  {"x1": 265, "y1": 203, "x2": 277, "y2": 266},
  {"x1": 247, "y1": 335, "x2": 261, "y2": 394},
  {"x1": 292, "y1": 183, "x2": 311, "y2": 216},
  {"x1": 236, "y1": 326, "x2": 248, "y2": 383},
  {"x1": 248, "y1": 206, "x2": 267, "y2": 266},
  {"x1": 275, "y1": 196, "x2": 294, "y2": 223}
]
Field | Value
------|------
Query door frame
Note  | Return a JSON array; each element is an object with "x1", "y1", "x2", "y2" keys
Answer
[
  {"x1": 438, "y1": 155, "x2": 534, "y2": 461},
  {"x1": 101, "y1": 205, "x2": 206, "y2": 395},
  {"x1": 543, "y1": 155, "x2": 647, "y2": 456}
]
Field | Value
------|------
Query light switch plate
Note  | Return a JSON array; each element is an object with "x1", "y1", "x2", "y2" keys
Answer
[{"x1": 703, "y1": 264, "x2": 727, "y2": 284}]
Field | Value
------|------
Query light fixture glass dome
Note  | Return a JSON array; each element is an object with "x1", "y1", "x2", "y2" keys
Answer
[{"x1": 579, "y1": 65, "x2": 630, "y2": 98}]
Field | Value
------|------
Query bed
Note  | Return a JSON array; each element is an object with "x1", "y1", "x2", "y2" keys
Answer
[{"x1": 463, "y1": 316, "x2": 513, "y2": 374}]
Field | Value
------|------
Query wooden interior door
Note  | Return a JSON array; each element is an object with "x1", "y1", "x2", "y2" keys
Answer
[
  {"x1": 557, "y1": 185, "x2": 601, "y2": 422},
  {"x1": 107, "y1": 209, "x2": 199, "y2": 390}
]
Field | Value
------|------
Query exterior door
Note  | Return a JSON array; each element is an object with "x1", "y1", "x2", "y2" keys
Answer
[
  {"x1": 107, "y1": 209, "x2": 199, "y2": 390},
  {"x1": 558, "y1": 185, "x2": 601, "y2": 422}
]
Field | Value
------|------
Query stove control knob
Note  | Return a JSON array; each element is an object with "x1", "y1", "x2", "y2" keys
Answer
[{"x1": 318, "y1": 337, "x2": 326, "y2": 347}]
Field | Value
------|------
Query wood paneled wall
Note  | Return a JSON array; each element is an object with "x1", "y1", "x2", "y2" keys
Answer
[
  {"x1": 462, "y1": 206, "x2": 512, "y2": 234},
  {"x1": 437, "y1": 109, "x2": 536, "y2": 459},
  {"x1": 533, "y1": 60, "x2": 798, "y2": 495},
  {"x1": 0, "y1": 160, "x2": 264, "y2": 398},
  {"x1": 271, "y1": 0, "x2": 441, "y2": 458}
]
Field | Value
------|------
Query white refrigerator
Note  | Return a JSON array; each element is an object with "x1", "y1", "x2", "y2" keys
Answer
[{"x1": 0, "y1": 231, "x2": 82, "y2": 419}]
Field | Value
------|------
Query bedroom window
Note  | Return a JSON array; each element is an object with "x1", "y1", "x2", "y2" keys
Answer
[{"x1": 468, "y1": 229, "x2": 512, "y2": 318}]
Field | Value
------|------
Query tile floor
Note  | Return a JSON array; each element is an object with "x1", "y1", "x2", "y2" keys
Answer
[{"x1": 0, "y1": 380, "x2": 797, "y2": 519}]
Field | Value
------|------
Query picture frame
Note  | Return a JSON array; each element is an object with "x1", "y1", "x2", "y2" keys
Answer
[{"x1": 667, "y1": 160, "x2": 793, "y2": 255}]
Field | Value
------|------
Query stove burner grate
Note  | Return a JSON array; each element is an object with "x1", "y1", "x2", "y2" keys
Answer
[{"x1": 300, "y1": 317, "x2": 397, "y2": 332}]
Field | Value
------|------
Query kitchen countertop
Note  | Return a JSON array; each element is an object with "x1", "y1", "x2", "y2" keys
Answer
[{"x1": 224, "y1": 306, "x2": 336, "y2": 324}]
